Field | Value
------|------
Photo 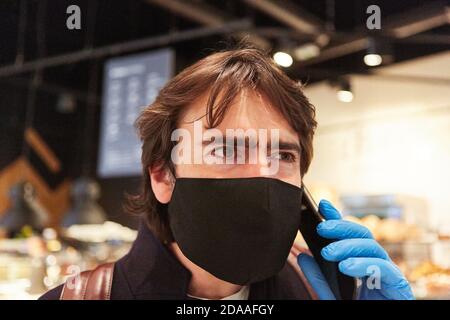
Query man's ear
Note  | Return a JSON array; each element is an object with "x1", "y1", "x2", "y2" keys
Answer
[{"x1": 149, "y1": 165, "x2": 175, "y2": 204}]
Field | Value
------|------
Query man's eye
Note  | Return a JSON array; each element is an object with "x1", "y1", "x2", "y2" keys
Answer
[
  {"x1": 270, "y1": 151, "x2": 296, "y2": 162},
  {"x1": 213, "y1": 146, "x2": 234, "y2": 158}
]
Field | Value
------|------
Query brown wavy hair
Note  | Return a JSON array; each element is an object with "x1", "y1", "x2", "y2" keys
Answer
[{"x1": 125, "y1": 44, "x2": 317, "y2": 243}]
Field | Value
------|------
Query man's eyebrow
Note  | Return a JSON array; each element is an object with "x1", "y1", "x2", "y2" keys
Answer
[{"x1": 277, "y1": 141, "x2": 301, "y2": 155}]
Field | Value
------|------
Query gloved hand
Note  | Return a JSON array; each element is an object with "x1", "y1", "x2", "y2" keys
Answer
[{"x1": 297, "y1": 199, "x2": 414, "y2": 300}]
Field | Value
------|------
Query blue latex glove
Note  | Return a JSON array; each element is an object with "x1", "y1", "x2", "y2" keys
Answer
[{"x1": 297, "y1": 199, "x2": 414, "y2": 300}]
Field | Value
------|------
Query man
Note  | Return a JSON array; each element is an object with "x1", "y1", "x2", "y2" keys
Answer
[{"x1": 40, "y1": 45, "x2": 413, "y2": 300}]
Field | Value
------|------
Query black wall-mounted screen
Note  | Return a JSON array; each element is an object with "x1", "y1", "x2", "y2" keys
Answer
[{"x1": 98, "y1": 48, "x2": 174, "y2": 178}]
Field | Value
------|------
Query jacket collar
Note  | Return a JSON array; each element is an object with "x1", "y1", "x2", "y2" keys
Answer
[
  {"x1": 117, "y1": 219, "x2": 312, "y2": 300},
  {"x1": 118, "y1": 219, "x2": 192, "y2": 299}
]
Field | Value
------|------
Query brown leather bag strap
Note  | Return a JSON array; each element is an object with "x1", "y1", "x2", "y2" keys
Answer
[{"x1": 60, "y1": 262, "x2": 115, "y2": 300}]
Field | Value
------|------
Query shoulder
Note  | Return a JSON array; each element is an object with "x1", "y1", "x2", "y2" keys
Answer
[
  {"x1": 38, "y1": 284, "x2": 64, "y2": 300},
  {"x1": 38, "y1": 261, "x2": 133, "y2": 300}
]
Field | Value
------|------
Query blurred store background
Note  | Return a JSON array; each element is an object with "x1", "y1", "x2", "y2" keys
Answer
[{"x1": 0, "y1": 0, "x2": 449, "y2": 299}]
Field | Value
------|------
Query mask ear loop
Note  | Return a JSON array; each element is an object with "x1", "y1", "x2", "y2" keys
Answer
[
  {"x1": 167, "y1": 156, "x2": 177, "y2": 187},
  {"x1": 167, "y1": 171, "x2": 176, "y2": 188}
]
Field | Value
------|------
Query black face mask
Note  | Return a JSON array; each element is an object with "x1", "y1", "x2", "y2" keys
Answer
[{"x1": 168, "y1": 177, "x2": 303, "y2": 285}]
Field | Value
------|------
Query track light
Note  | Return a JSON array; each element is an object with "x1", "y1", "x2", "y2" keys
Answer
[
  {"x1": 56, "y1": 93, "x2": 77, "y2": 113},
  {"x1": 0, "y1": 182, "x2": 48, "y2": 235},
  {"x1": 62, "y1": 177, "x2": 106, "y2": 227},
  {"x1": 273, "y1": 51, "x2": 293, "y2": 68},
  {"x1": 364, "y1": 37, "x2": 393, "y2": 67},
  {"x1": 364, "y1": 53, "x2": 383, "y2": 67},
  {"x1": 336, "y1": 78, "x2": 353, "y2": 103}
]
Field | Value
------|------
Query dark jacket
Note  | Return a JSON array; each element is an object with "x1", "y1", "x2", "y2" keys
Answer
[{"x1": 40, "y1": 220, "x2": 313, "y2": 300}]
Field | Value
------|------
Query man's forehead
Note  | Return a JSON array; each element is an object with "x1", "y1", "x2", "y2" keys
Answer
[{"x1": 179, "y1": 89, "x2": 299, "y2": 143}]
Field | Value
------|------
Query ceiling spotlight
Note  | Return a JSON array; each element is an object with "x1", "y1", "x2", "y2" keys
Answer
[
  {"x1": 364, "y1": 53, "x2": 383, "y2": 67},
  {"x1": 56, "y1": 93, "x2": 77, "y2": 113},
  {"x1": 273, "y1": 51, "x2": 293, "y2": 68},
  {"x1": 364, "y1": 37, "x2": 393, "y2": 67},
  {"x1": 336, "y1": 78, "x2": 353, "y2": 103}
]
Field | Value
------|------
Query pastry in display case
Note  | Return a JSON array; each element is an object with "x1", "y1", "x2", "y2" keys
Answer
[
  {"x1": 0, "y1": 221, "x2": 137, "y2": 299},
  {"x1": 341, "y1": 194, "x2": 450, "y2": 299}
]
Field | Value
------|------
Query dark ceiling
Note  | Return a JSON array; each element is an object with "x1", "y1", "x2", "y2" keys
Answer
[
  {"x1": 1, "y1": 0, "x2": 449, "y2": 84},
  {"x1": 0, "y1": 0, "x2": 449, "y2": 177}
]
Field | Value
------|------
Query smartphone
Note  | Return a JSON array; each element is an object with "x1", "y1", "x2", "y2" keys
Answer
[{"x1": 299, "y1": 185, "x2": 356, "y2": 300}]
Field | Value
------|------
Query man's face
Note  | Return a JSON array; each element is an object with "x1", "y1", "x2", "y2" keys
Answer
[{"x1": 173, "y1": 89, "x2": 302, "y2": 187}]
